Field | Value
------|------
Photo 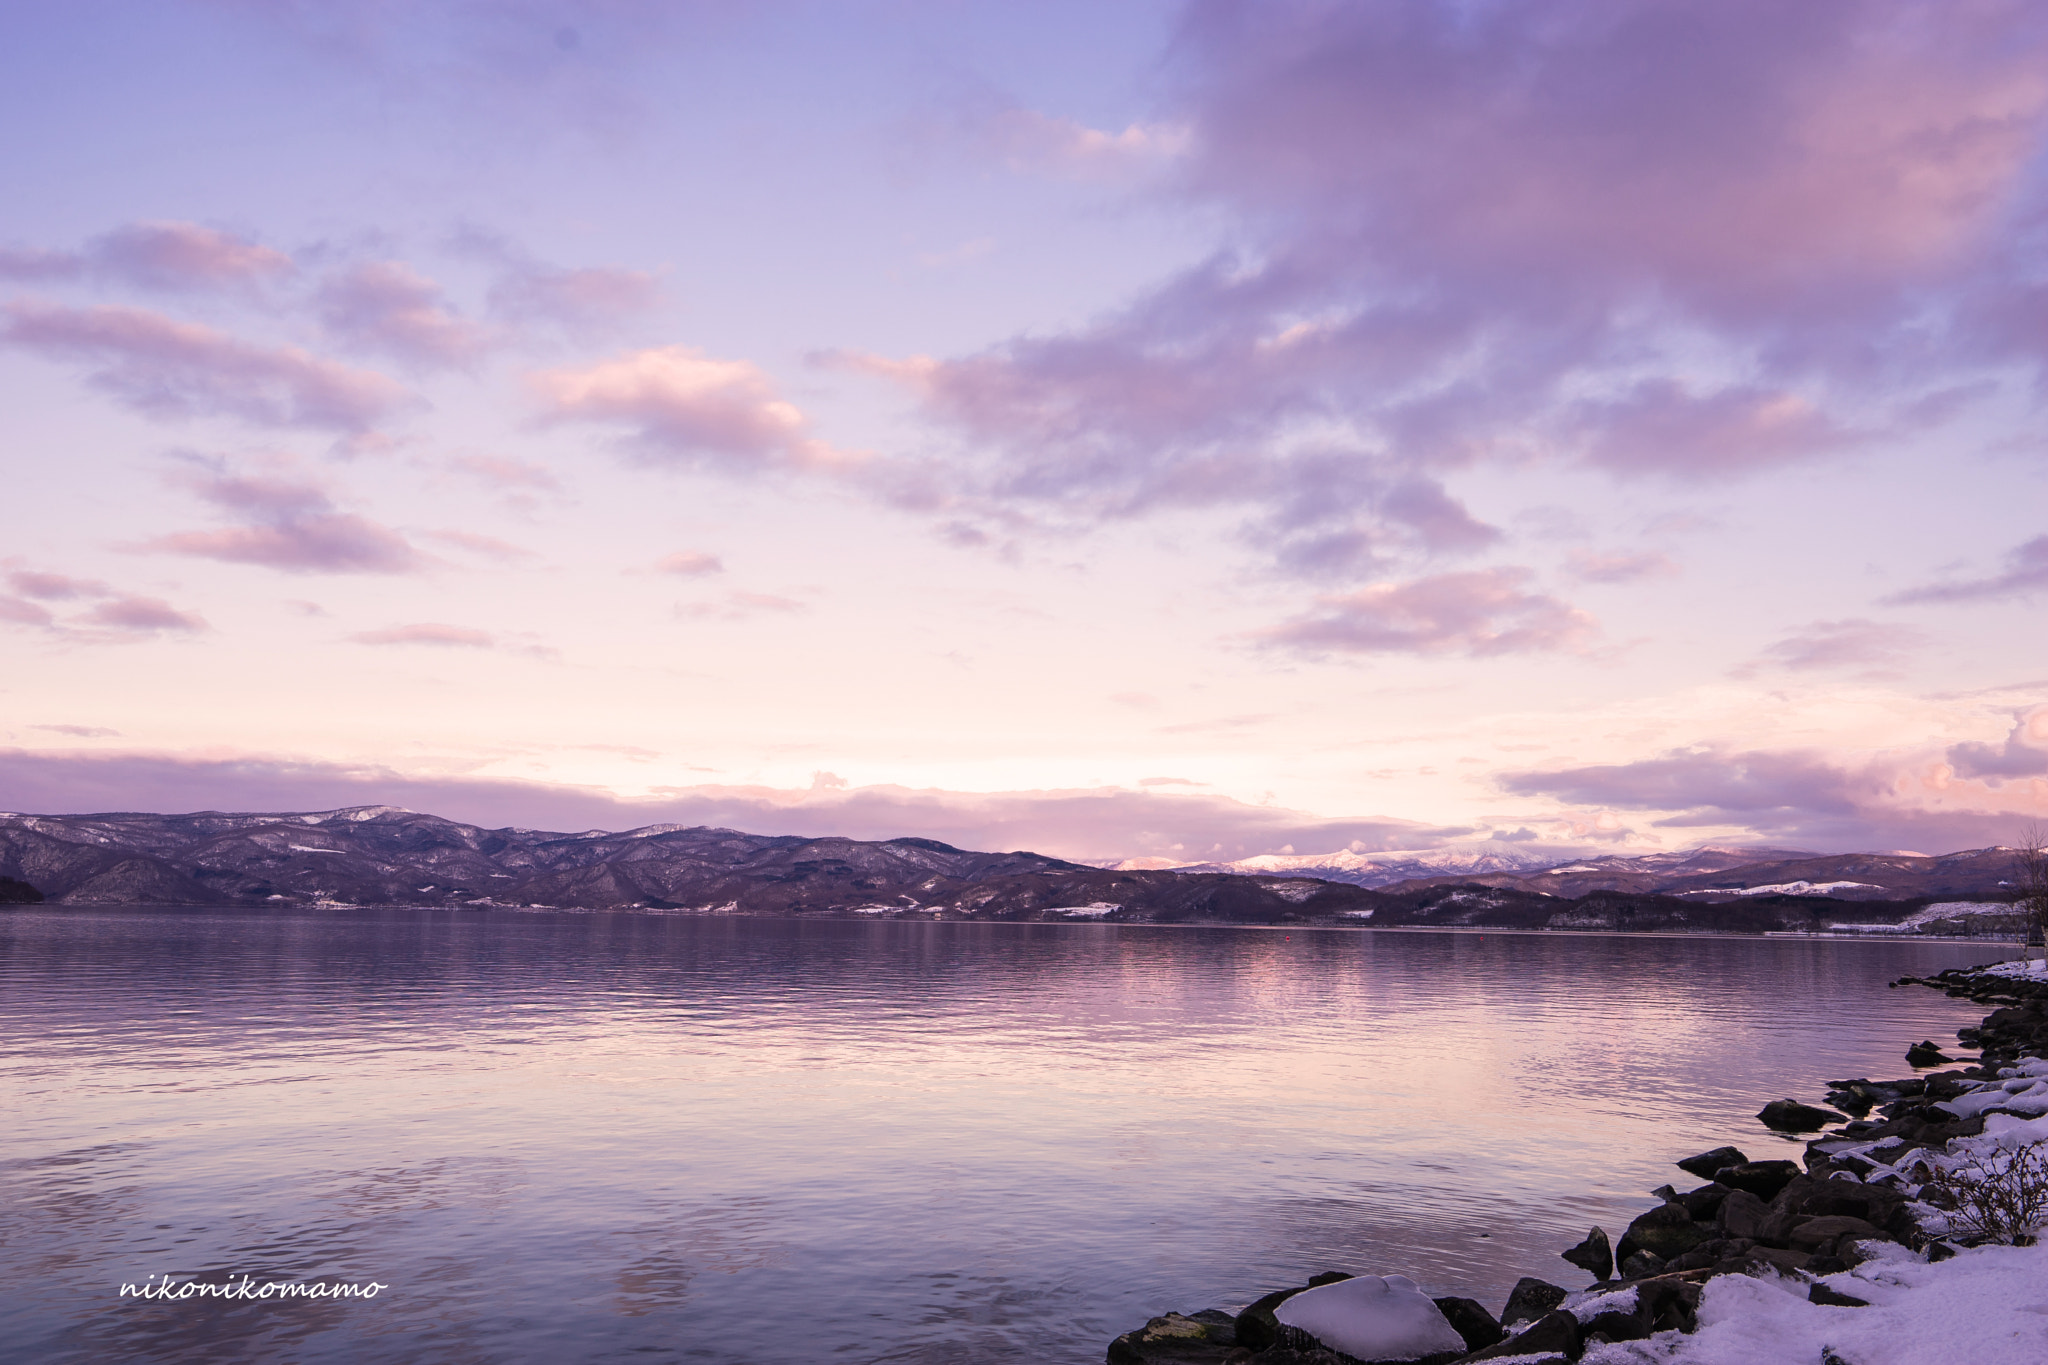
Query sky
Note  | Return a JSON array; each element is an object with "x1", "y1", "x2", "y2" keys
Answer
[{"x1": 2, "y1": 0, "x2": 2046, "y2": 863}]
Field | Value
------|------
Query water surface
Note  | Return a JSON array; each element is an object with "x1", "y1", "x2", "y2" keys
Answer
[{"x1": 0, "y1": 909, "x2": 2010, "y2": 1363}]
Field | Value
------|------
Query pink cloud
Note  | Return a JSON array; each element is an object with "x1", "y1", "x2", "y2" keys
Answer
[
  {"x1": 447, "y1": 454, "x2": 563, "y2": 493},
  {"x1": 1746, "y1": 618, "x2": 1927, "y2": 673},
  {"x1": 655, "y1": 550, "x2": 722, "y2": 577},
  {"x1": 1946, "y1": 708, "x2": 2048, "y2": 782},
  {"x1": 0, "y1": 221, "x2": 291, "y2": 291},
  {"x1": 33, "y1": 724, "x2": 121, "y2": 738},
  {"x1": 317, "y1": 261, "x2": 489, "y2": 368},
  {"x1": 6, "y1": 570, "x2": 107, "y2": 600},
  {"x1": 81, "y1": 595, "x2": 208, "y2": 634},
  {"x1": 1, "y1": 302, "x2": 411, "y2": 434},
  {"x1": 90, "y1": 221, "x2": 292, "y2": 291},
  {"x1": 677, "y1": 590, "x2": 807, "y2": 621},
  {"x1": 1256, "y1": 568, "x2": 1597, "y2": 656},
  {"x1": 0, "y1": 595, "x2": 54, "y2": 627},
  {"x1": 144, "y1": 469, "x2": 424, "y2": 574},
  {"x1": 349, "y1": 623, "x2": 495, "y2": 647},
  {"x1": 1565, "y1": 549, "x2": 1679, "y2": 584},
  {"x1": 1886, "y1": 534, "x2": 2048, "y2": 604},
  {"x1": 531, "y1": 346, "x2": 844, "y2": 471},
  {"x1": 423, "y1": 529, "x2": 535, "y2": 562}
]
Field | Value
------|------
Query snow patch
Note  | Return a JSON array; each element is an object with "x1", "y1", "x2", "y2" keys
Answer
[
  {"x1": 1050, "y1": 903, "x2": 1118, "y2": 916},
  {"x1": 1272, "y1": 1275, "x2": 1469, "y2": 1361}
]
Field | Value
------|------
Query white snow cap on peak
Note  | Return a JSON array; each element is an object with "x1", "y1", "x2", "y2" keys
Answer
[{"x1": 1273, "y1": 1274, "x2": 1468, "y2": 1361}]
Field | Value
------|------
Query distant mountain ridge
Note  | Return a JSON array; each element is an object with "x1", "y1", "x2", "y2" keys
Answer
[{"x1": 0, "y1": 807, "x2": 2027, "y2": 933}]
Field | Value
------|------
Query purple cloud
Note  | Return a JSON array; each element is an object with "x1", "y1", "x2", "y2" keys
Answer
[
  {"x1": 80, "y1": 595, "x2": 208, "y2": 635},
  {"x1": 1946, "y1": 708, "x2": 2048, "y2": 782},
  {"x1": 1, "y1": 302, "x2": 411, "y2": 434},
  {"x1": 0, "y1": 596, "x2": 54, "y2": 627},
  {"x1": 90, "y1": 221, "x2": 293, "y2": 291},
  {"x1": 6, "y1": 570, "x2": 107, "y2": 600},
  {"x1": 144, "y1": 469, "x2": 424, "y2": 575},
  {"x1": 488, "y1": 262, "x2": 659, "y2": 330},
  {"x1": 0, "y1": 221, "x2": 291, "y2": 291},
  {"x1": 349, "y1": 623, "x2": 495, "y2": 647},
  {"x1": 1885, "y1": 534, "x2": 2048, "y2": 605},
  {"x1": 1565, "y1": 549, "x2": 1679, "y2": 584},
  {"x1": 1256, "y1": 568, "x2": 1596, "y2": 656},
  {"x1": 1500, "y1": 744, "x2": 2026, "y2": 850},
  {"x1": 655, "y1": 551, "x2": 722, "y2": 577},
  {"x1": 317, "y1": 261, "x2": 489, "y2": 368},
  {"x1": 845, "y1": 1, "x2": 2048, "y2": 575},
  {"x1": 1746, "y1": 618, "x2": 1928, "y2": 673}
]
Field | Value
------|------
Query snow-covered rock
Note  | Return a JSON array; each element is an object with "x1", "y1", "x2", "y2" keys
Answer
[{"x1": 1272, "y1": 1274, "x2": 1470, "y2": 1361}]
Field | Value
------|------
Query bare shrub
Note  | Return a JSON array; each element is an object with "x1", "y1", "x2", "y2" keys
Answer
[
  {"x1": 1914, "y1": 1143, "x2": 2048, "y2": 1246},
  {"x1": 2015, "y1": 825, "x2": 2048, "y2": 962}
]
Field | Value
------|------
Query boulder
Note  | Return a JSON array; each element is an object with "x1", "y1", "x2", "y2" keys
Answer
[
  {"x1": 1714, "y1": 1160, "x2": 1802, "y2": 1201},
  {"x1": 1808, "y1": 1283, "x2": 1870, "y2": 1308},
  {"x1": 1614, "y1": 1202, "x2": 1714, "y2": 1265},
  {"x1": 1500, "y1": 1277, "x2": 1568, "y2": 1327},
  {"x1": 1676, "y1": 1145, "x2": 1749, "y2": 1180},
  {"x1": 1759, "y1": 1098, "x2": 1848, "y2": 1132},
  {"x1": 1560, "y1": 1226, "x2": 1613, "y2": 1281},
  {"x1": 1617, "y1": 1250, "x2": 1666, "y2": 1279},
  {"x1": 1717, "y1": 1189, "x2": 1772, "y2": 1240},
  {"x1": 1106, "y1": 1310, "x2": 1240, "y2": 1363},
  {"x1": 1271, "y1": 1275, "x2": 1469, "y2": 1364},
  {"x1": 1580, "y1": 1309, "x2": 1649, "y2": 1343},
  {"x1": 1787, "y1": 1215, "x2": 1885, "y2": 1253},
  {"x1": 1454, "y1": 1309, "x2": 1580, "y2": 1363},
  {"x1": 1677, "y1": 1183, "x2": 1731, "y2": 1221},
  {"x1": 1906, "y1": 1041, "x2": 1952, "y2": 1067},
  {"x1": 1431, "y1": 1297, "x2": 1503, "y2": 1353},
  {"x1": 1234, "y1": 1272, "x2": 1353, "y2": 1351}
]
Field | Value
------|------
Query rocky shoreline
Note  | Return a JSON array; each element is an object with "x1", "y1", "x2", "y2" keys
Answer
[{"x1": 1104, "y1": 957, "x2": 2048, "y2": 1365}]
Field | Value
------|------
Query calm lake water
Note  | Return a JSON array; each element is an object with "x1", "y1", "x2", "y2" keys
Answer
[{"x1": 0, "y1": 908, "x2": 2011, "y2": 1364}]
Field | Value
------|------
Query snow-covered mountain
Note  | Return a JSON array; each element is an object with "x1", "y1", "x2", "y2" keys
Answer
[{"x1": 1121, "y1": 841, "x2": 1579, "y2": 888}]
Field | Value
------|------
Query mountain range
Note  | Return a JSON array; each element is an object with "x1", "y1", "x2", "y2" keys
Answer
[{"x1": 0, "y1": 806, "x2": 2031, "y2": 935}]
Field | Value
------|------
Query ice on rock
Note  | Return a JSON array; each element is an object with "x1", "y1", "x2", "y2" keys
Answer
[{"x1": 1273, "y1": 1274, "x2": 1469, "y2": 1361}]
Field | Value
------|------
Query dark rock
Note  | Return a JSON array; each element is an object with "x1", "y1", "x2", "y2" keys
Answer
[
  {"x1": 1106, "y1": 1311, "x2": 1242, "y2": 1363},
  {"x1": 1717, "y1": 1188, "x2": 1772, "y2": 1240},
  {"x1": 1456, "y1": 1309, "x2": 1580, "y2": 1363},
  {"x1": 1618, "y1": 1250, "x2": 1666, "y2": 1278},
  {"x1": 1808, "y1": 1283, "x2": 1870, "y2": 1307},
  {"x1": 1560, "y1": 1226, "x2": 1613, "y2": 1281},
  {"x1": 1615, "y1": 1202, "x2": 1714, "y2": 1265},
  {"x1": 1787, "y1": 1215, "x2": 1885, "y2": 1253},
  {"x1": 1926, "y1": 1240, "x2": 1959, "y2": 1262},
  {"x1": 1715, "y1": 1160, "x2": 1802, "y2": 1201},
  {"x1": 1735, "y1": 1246, "x2": 1812, "y2": 1275},
  {"x1": 1500, "y1": 1277, "x2": 1569, "y2": 1327},
  {"x1": 1650, "y1": 1184, "x2": 1679, "y2": 1202},
  {"x1": 1580, "y1": 1308, "x2": 1650, "y2": 1342},
  {"x1": 1758, "y1": 1098, "x2": 1848, "y2": 1132},
  {"x1": 1677, "y1": 1183, "x2": 1731, "y2": 1222},
  {"x1": 1638, "y1": 1279, "x2": 1701, "y2": 1334},
  {"x1": 1676, "y1": 1145, "x2": 1748, "y2": 1180},
  {"x1": 1906, "y1": 1041, "x2": 1951, "y2": 1067},
  {"x1": 1233, "y1": 1273, "x2": 1352, "y2": 1352},
  {"x1": 1431, "y1": 1297, "x2": 1504, "y2": 1353}
]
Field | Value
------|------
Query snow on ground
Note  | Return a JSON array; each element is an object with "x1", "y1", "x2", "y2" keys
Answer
[
  {"x1": 1577, "y1": 1242, "x2": 2048, "y2": 1365},
  {"x1": 1678, "y1": 880, "x2": 1884, "y2": 898},
  {"x1": 1984, "y1": 958, "x2": 2048, "y2": 981}
]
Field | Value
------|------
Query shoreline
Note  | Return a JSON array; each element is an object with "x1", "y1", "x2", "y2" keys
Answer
[
  {"x1": 1104, "y1": 954, "x2": 2048, "y2": 1365},
  {"x1": 3, "y1": 900, "x2": 2030, "y2": 947}
]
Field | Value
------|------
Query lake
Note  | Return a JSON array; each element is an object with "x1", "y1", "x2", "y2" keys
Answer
[{"x1": 0, "y1": 908, "x2": 2011, "y2": 1363}]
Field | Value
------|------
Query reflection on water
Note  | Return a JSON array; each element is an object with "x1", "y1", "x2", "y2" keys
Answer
[{"x1": 0, "y1": 909, "x2": 2009, "y2": 1363}]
